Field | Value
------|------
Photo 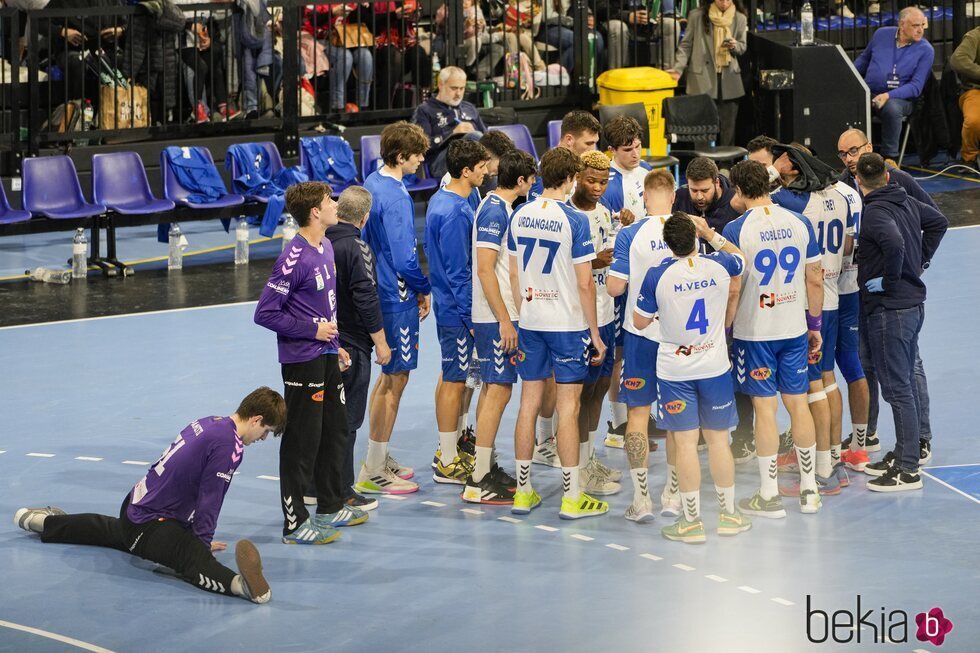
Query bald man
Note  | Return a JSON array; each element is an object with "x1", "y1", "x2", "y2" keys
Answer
[{"x1": 853, "y1": 7, "x2": 934, "y2": 159}]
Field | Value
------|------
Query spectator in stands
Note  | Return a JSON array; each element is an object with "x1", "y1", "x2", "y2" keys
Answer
[
  {"x1": 541, "y1": 0, "x2": 604, "y2": 75},
  {"x1": 495, "y1": 0, "x2": 546, "y2": 72},
  {"x1": 373, "y1": 0, "x2": 432, "y2": 110},
  {"x1": 303, "y1": 4, "x2": 374, "y2": 112},
  {"x1": 175, "y1": 0, "x2": 236, "y2": 123},
  {"x1": 603, "y1": 0, "x2": 678, "y2": 70},
  {"x1": 746, "y1": 135, "x2": 781, "y2": 190},
  {"x1": 236, "y1": 0, "x2": 282, "y2": 119},
  {"x1": 667, "y1": 0, "x2": 748, "y2": 147},
  {"x1": 951, "y1": 24, "x2": 980, "y2": 172},
  {"x1": 412, "y1": 66, "x2": 487, "y2": 180},
  {"x1": 432, "y1": 0, "x2": 502, "y2": 82},
  {"x1": 853, "y1": 7, "x2": 934, "y2": 160}
]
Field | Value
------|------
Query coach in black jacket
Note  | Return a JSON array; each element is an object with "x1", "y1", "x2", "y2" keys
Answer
[
  {"x1": 326, "y1": 186, "x2": 391, "y2": 510},
  {"x1": 854, "y1": 153, "x2": 947, "y2": 493}
]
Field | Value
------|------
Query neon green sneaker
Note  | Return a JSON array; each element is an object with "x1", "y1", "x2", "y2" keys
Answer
[
  {"x1": 558, "y1": 493, "x2": 608, "y2": 520},
  {"x1": 717, "y1": 511, "x2": 752, "y2": 536},
  {"x1": 511, "y1": 489, "x2": 542, "y2": 515},
  {"x1": 661, "y1": 516, "x2": 707, "y2": 544}
]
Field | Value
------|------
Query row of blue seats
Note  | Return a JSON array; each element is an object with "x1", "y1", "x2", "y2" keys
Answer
[
  {"x1": 756, "y1": 6, "x2": 954, "y2": 32},
  {"x1": 0, "y1": 123, "x2": 557, "y2": 227}
]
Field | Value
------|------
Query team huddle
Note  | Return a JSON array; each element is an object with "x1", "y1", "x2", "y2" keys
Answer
[{"x1": 13, "y1": 112, "x2": 947, "y2": 602}]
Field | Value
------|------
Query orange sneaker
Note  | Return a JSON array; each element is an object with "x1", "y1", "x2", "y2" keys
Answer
[{"x1": 841, "y1": 448, "x2": 869, "y2": 472}]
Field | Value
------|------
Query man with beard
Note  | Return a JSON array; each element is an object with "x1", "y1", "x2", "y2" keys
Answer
[{"x1": 413, "y1": 66, "x2": 488, "y2": 179}]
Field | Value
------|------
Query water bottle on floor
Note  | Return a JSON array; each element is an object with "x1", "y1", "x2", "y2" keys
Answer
[
  {"x1": 168, "y1": 223, "x2": 183, "y2": 270},
  {"x1": 72, "y1": 228, "x2": 87, "y2": 279},
  {"x1": 281, "y1": 214, "x2": 298, "y2": 251},
  {"x1": 27, "y1": 267, "x2": 72, "y2": 284},
  {"x1": 800, "y1": 2, "x2": 815, "y2": 45},
  {"x1": 235, "y1": 220, "x2": 249, "y2": 265}
]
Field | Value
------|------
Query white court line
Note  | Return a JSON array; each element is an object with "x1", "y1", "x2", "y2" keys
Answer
[
  {"x1": 949, "y1": 224, "x2": 980, "y2": 230},
  {"x1": 920, "y1": 470, "x2": 980, "y2": 505},
  {"x1": 0, "y1": 450, "x2": 6, "y2": 454},
  {"x1": 497, "y1": 516, "x2": 522, "y2": 524},
  {"x1": 121, "y1": 460, "x2": 149, "y2": 466},
  {"x1": 771, "y1": 598, "x2": 795, "y2": 607},
  {"x1": 673, "y1": 563, "x2": 695, "y2": 572},
  {"x1": 535, "y1": 525, "x2": 559, "y2": 532},
  {"x1": 639, "y1": 553, "x2": 662, "y2": 561},
  {"x1": 605, "y1": 543, "x2": 630, "y2": 551},
  {"x1": 382, "y1": 495, "x2": 408, "y2": 501},
  {"x1": 256, "y1": 475, "x2": 280, "y2": 481},
  {"x1": 26, "y1": 453, "x2": 55, "y2": 458},
  {"x1": 924, "y1": 462, "x2": 980, "y2": 469},
  {"x1": 420, "y1": 501, "x2": 446, "y2": 508},
  {"x1": 705, "y1": 575, "x2": 728, "y2": 583},
  {"x1": 75, "y1": 457, "x2": 103, "y2": 462},
  {"x1": 738, "y1": 586, "x2": 761, "y2": 594},
  {"x1": 570, "y1": 534, "x2": 594, "y2": 542},
  {"x1": 913, "y1": 649, "x2": 931, "y2": 653},
  {"x1": 460, "y1": 508, "x2": 484, "y2": 515},
  {"x1": 0, "y1": 300, "x2": 258, "y2": 331},
  {"x1": 0, "y1": 620, "x2": 116, "y2": 653}
]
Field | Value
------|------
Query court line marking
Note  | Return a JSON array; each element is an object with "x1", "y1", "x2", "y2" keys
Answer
[
  {"x1": 923, "y1": 462, "x2": 980, "y2": 469},
  {"x1": 705, "y1": 575, "x2": 728, "y2": 583},
  {"x1": 673, "y1": 563, "x2": 695, "y2": 572},
  {"x1": 0, "y1": 620, "x2": 116, "y2": 653},
  {"x1": 605, "y1": 543, "x2": 629, "y2": 551},
  {"x1": 460, "y1": 508, "x2": 484, "y2": 515},
  {"x1": 420, "y1": 501, "x2": 445, "y2": 508},
  {"x1": 738, "y1": 586, "x2": 761, "y2": 594},
  {"x1": 382, "y1": 495, "x2": 407, "y2": 501},
  {"x1": 0, "y1": 450, "x2": 6, "y2": 454},
  {"x1": 771, "y1": 597, "x2": 795, "y2": 606},
  {"x1": 256, "y1": 475, "x2": 279, "y2": 481},
  {"x1": 949, "y1": 224, "x2": 980, "y2": 231},
  {"x1": 639, "y1": 553, "x2": 662, "y2": 561},
  {"x1": 570, "y1": 534, "x2": 594, "y2": 542},
  {"x1": 121, "y1": 461, "x2": 149, "y2": 466},
  {"x1": 535, "y1": 525, "x2": 559, "y2": 532},
  {"x1": 920, "y1": 470, "x2": 980, "y2": 505},
  {"x1": 497, "y1": 516, "x2": 521, "y2": 524},
  {"x1": 0, "y1": 300, "x2": 258, "y2": 331},
  {"x1": 26, "y1": 453, "x2": 55, "y2": 458},
  {"x1": 75, "y1": 457, "x2": 103, "y2": 462}
]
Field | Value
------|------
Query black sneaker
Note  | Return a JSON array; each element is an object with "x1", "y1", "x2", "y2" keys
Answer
[
  {"x1": 863, "y1": 451, "x2": 895, "y2": 477},
  {"x1": 458, "y1": 426, "x2": 476, "y2": 458},
  {"x1": 490, "y1": 463, "x2": 517, "y2": 490},
  {"x1": 461, "y1": 471, "x2": 516, "y2": 505},
  {"x1": 919, "y1": 439, "x2": 932, "y2": 466},
  {"x1": 865, "y1": 432, "x2": 880, "y2": 452},
  {"x1": 731, "y1": 438, "x2": 756, "y2": 465},
  {"x1": 345, "y1": 492, "x2": 379, "y2": 512},
  {"x1": 606, "y1": 419, "x2": 625, "y2": 437},
  {"x1": 867, "y1": 465, "x2": 923, "y2": 493}
]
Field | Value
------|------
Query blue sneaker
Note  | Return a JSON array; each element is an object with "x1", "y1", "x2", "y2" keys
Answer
[
  {"x1": 282, "y1": 517, "x2": 341, "y2": 545},
  {"x1": 313, "y1": 506, "x2": 368, "y2": 528}
]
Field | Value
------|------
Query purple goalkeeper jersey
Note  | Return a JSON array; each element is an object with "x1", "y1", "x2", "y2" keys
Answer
[
  {"x1": 126, "y1": 416, "x2": 243, "y2": 546},
  {"x1": 254, "y1": 233, "x2": 340, "y2": 364}
]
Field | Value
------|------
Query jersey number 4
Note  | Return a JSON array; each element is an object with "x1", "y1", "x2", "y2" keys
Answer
[
  {"x1": 517, "y1": 237, "x2": 561, "y2": 273},
  {"x1": 686, "y1": 298, "x2": 709, "y2": 335}
]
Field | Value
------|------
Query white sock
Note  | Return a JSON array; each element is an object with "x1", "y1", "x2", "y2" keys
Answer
[
  {"x1": 665, "y1": 463, "x2": 679, "y2": 496},
  {"x1": 231, "y1": 575, "x2": 246, "y2": 598},
  {"x1": 438, "y1": 431, "x2": 458, "y2": 465},
  {"x1": 516, "y1": 459, "x2": 532, "y2": 492},
  {"x1": 473, "y1": 445, "x2": 492, "y2": 482},
  {"x1": 816, "y1": 449, "x2": 832, "y2": 478},
  {"x1": 611, "y1": 401, "x2": 627, "y2": 428},
  {"x1": 758, "y1": 454, "x2": 778, "y2": 500},
  {"x1": 587, "y1": 431, "x2": 597, "y2": 458},
  {"x1": 562, "y1": 466, "x2": 581, "y2": 500},
  {"x1": 830, "y1": 444, "x2": 842, "y2": 467},
  {"x1": 796, "y1": 445, "x2": 817, "y2": 492},
  {"x1": 852, "y1": 423, "x2": 868, "y2": 450},
  {"x1": 630, "y1": 467, "x2": 649, "y2": 501},
  {"x1": 681, "y1": 490, "x2": 700, "y2": 521},
  {"x1": 579, "y1": 441, "x2": 590, "y2": 468},
  {"x1": 365, "y1": 439, "x2": 388, "y2": 471},
  {"x1": 535, "y1": 417, "x2": 553, "y2": 445},
  {"x1": 715, "y1": 484, "x2": 735, "y2": 514}
]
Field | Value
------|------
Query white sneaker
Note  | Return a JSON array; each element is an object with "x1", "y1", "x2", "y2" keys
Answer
[
  {"x1": 868, "y1": 2, "x2": 880, "y2": 13},
  {"x1": 386, "y1": 453, "x2": 414, "y2": 480},
  {"x1": 354, "y1": 464, "x2": 419, "y2": 495},
  {"x1": 624, "y1": 496, "x2": 655, "y2": 523},
  {"x1": 660, "y1": 489, "x2": 681, "y2": 517},
  {"x1": 589, "y1": 453, "x2": 623, "y2": 482},
  {"x1": 837, "y1": 3, "x2": 854, "y2": 19},
  {"x1": 800, "y1": 488, "x2": 822, "y2": 514},
  {"x1": 604, "y1": 433, "x2": 625, "y2": 449},
  {"x1": 532, "y1": 437, "x2": 560, "y2": 467},
  {"x1": 582, "y1": 458, "x2": 622, "y2": 496}
]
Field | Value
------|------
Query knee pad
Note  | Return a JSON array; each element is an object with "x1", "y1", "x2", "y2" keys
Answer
[
  {"x1": 836, "y1": 349, "x2": 865, "y2": 384},
  {"x1": 823, "y1": 382, "x2": 839, "y2": 394},
  {"x1": 808, "y1": 390, "x2": 828, "y2": 404}
]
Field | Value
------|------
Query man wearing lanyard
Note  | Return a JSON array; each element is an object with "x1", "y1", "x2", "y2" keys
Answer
[{"x1": 853, "y1": 7, "x2": 934, "y2": 161}]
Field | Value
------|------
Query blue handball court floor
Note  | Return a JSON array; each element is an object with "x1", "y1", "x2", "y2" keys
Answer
[{"x1": 1, "y1": 244, "x2": 979, "y2": 649}]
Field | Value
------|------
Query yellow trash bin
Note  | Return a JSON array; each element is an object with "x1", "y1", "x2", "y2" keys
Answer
[{"x1": 597, "y1": 67, "x2": 677, "y2": 157}]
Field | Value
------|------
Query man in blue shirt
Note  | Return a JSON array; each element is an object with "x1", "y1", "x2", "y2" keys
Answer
[
  {"x1": 15, "y1": 388, "x2": 285, "y2": 604},
  {"x1": 854, "y1": 7, "x2": 934, "y2": 159},
  {"x1": 412, "y1": 66, "x2": 488, "y2": 180},
  {"x1": 425, "y1": 139, "x2": 490, "y2": 485}
]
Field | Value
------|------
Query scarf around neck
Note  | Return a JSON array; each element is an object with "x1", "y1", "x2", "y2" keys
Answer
[{"x1": 708, "y1": 3, "x2": 735, "y2": 73}]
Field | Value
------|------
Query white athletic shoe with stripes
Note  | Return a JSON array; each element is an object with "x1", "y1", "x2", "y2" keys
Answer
[
  {"x1": 355, "y1": 464, "x2": 419, "y2": 494},
  {"x1": 282, "y1": 517, "x2": 341, "y2": 545}
]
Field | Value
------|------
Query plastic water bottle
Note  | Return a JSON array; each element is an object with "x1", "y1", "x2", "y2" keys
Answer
[
  {"x1": 281, "y1": 213, "x2": 299, "y2": 251},
  {"x1": 800, "y1": 2, "x2": 815, "y2": 45},
  {"x1": 587, "y1": 32, "x2": 596, "y2": 89},
  {"x1": 27, "y1": 267, "x2": 72, "y2": 284},
  {"x1": 431, "y1": 53, "x2": 441, "y2": 83},
  {"x1": 168, "y1": 223, "x2": 183, "y2": 270},
  {"x1": 465, "y1": 350, "x2": 482, "y2": 390},
  {"x1": 235, "y1": 220, "x2": 250, "y2": 265},
  {"x1": 82, "y1": 100, "x2": 94, "y2": 130},
  {"x1": 72, "y1": 228, "x2": 87, "y2": 279}
]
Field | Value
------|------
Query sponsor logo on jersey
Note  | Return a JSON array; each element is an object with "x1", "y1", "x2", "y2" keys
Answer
[
  {"x1": 712, "y1": 400, "x2": 734, "y2": 410},
  {"x1": 623, "y1": 377, "x2": 646, "y2": 390},
  {"x1": 759, "y1": 291, "x2": 798, "y2": 307},
  {"x1": 191, "y1": 421, "x2": 204, "y2": 436},
  {"x1": 525, "y1": 287, "x2": 559, "y2": 302},
  {"x1": 307, "y1": 382, "x2": 325, "y2": 388},
  {"x1": 664, "y1": 400, "x2": 687, "y2": 414},
  {"x1": 750, "y1": 367, "x2": 773, "y2": 381},
  {"x1": 217, "y1": 472, "x2": 233, "y2": 482},
  {"x1": 267, "y1": 280, "x2": 291, "y2": 296},
  {"x1": 516, "y1": 350, "x2": 526, "y2": 362},
  {"x1": 311, "y1": 390, "x2": 324, "y2": 402},
  {"x1": 675, "y1": 342, "x2": 716, "y2": 356},
  {"x1": 284, "y1": 380, "x2": 303, "y2": 387}
]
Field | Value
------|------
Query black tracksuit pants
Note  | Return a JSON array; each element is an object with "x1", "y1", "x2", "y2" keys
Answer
[
  {"x1": 40, "y1": 496, "x2": 237, "y2": 596},
  {"x1": 280, "y1": 353, "x2": 350, "y2": 534},
  {"x1": 340, "y1": 345, "x2": 372, "y2": 496}
]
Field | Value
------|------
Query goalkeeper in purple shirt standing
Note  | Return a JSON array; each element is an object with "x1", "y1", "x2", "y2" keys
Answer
[{"x1": 14, "y1": 387, "x2": 286, "y2": 604}]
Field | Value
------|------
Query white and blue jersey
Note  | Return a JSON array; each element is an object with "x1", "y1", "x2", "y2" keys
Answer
[
  {"x1": 601, "y1": 161, "x2": 652, "y2": 220},
  {"x1": 609, "y1": 215, "x2": 673, "y2": 342},
  {"x1": 507, "y1": 197, "x2": 596, "y2": 331},
  {"x1": 834, "y1": 181, "x2": 862, "y2": 297},
  {"x1": 440, "y1": 172, "x2": 481, "y2": 211},
  {"x1": 771, "y1": 185, "x2": 854, "y2": 311},
  {"x1": 362, "y1": 169, "x2": 431, "y2": 313}
]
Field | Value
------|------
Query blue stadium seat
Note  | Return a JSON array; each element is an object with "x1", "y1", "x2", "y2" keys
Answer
[
  {"x1": 488, "y1": 124, "x2": 538, "y2": 160},
  {"x1": 226, "y1": 142, "x2": 285, "y2": 203},
  {"x1": 547, "y1": 120, "x2": 561, "y2": 149},
  {"x1": 360, "y1": 134, "x2": 438, "y2": 192},
  {"x1": 160, "y1": 146, "x2": 245, "y2": 209},
  {"x1": 92, "y1": 152, "x2": 175, "y2": 215},
  {"x1": 23, "y1": 155, "x2": 106, "y2": 219},
  {"x1": 0, "y1": 182, "x2": 30, "y2": 224}
]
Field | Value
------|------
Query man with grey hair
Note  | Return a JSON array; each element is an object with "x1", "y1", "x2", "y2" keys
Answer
[
  {"x1": 326, "y1": 185, "x2": 392, "y2": 512},
  {"x1": 412, "y1": 66, "x2": 487, "y2": 179},
  {"x1": 853, "y1": 7, "x2": 934, "y2": 160}
]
